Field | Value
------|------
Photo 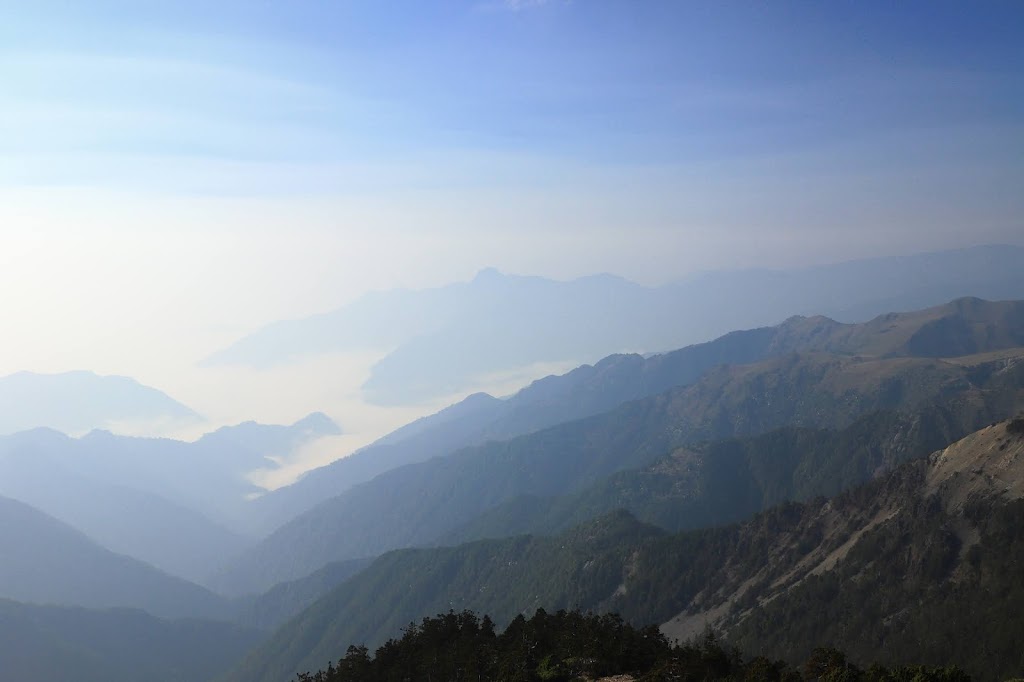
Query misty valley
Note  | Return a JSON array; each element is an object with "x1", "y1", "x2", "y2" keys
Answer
[
  {"x1": 4, "y1": 2, "x2": 1024, "y2": 681},
  {"x1": 3, "y1": 254, "x2": 1024, "y2": 680}
]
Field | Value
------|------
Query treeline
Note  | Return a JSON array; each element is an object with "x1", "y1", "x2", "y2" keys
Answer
[{"x1": 293, "y1": 608, "x2": 977, "y2": 682}]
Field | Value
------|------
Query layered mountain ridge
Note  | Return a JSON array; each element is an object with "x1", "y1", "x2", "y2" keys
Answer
[{"x1": 226, "y1": 418, "x2": 1024, "y2": 682}]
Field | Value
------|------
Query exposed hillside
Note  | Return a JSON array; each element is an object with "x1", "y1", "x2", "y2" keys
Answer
[
  {"x1": 204, "y1": 245, "x2": 1024, "y2": 405},
  {"x1": 224, "y1": 419, "x2": 1024, "y2": 682},
  {"x1": 213, "y1": 349, "x2": 1024, "y2": 594},
  {"x1": 0, "y1": 495, "x2": 230, "y2": 620},
  {"x1": 0, "y1": 599, "x2": 262, "y2": 682},
  {"x1": 657, "y1": 419, "x2": 1024, "y2": 679},
  {"x1": 0, "y1": 370, "x2": 201, "y2": 436},
  {"x1": 253, "y1": 297, "x2": 1024, "y2": 532}
]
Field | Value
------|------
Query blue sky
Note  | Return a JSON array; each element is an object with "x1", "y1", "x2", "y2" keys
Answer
[
  {"x1": 0, "y1": 1, "x2": 1022, "y2": 460},
  {"x1": 3, "y1": 1, "x2": 1022, "y2": 193}
]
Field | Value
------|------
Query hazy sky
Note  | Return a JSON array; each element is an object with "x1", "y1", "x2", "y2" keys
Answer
[{"x1": 1, "y1": 1, "x2": 1022, "y2": 479}]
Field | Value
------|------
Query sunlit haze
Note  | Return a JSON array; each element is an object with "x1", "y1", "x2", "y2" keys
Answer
[{"x1": 2, "y1": 1, "x2": 1022, "y2": 485}]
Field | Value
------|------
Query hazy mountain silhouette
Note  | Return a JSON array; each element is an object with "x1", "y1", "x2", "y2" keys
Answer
[
  {"x1": 204, "y1": 244, "x2": 1024, "y2": 405},
  {"x1": 0, "y1": 460, "x2": 249, "y2": 584},
  {"x1": 0, "y1": 414, "x2": 341, "y2": 580},
  {"x1": 0, "y1": 495, "x2": 229, "y2": 620},
  {"x1": 0, "y1": 370, "x2": 201, "y2": 435},
  {"x1": 0, "y1": 598, "x2": 261, "y2": 682}
]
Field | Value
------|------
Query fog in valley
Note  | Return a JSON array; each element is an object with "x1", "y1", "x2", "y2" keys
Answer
[{"x1": 2, "y1": 2, "x2": 1023, "y2": 681}]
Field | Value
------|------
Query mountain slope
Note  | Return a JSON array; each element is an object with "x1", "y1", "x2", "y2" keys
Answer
[
  {"x1": 222, "y1": 511, "x2": 665, "y2": 682},
  {"x1": 0, "y1": 370, "x2": 200, "y2": 436},
  {"x1": 224, "y1": 418, "x2": 1024, "y2": 682},
  {"x1": 0, "y1": 461, "x2": 250, "y2": 584},
  {"x1": 204, "y1": 244, "x2": 1024, "y2": 405},
  {"x1": 655, "y1": 419, "x2": 1024, "y2": 679},
  {"x1": 0, "y1": 495, "x2": 230, "y2": 620},
  {"x1": 0, "y1": 412, "x2": 341, "y2": 549},
  {"x1": 213, "y1": 347, "x2": 1024, "y2": 594},
  {"x1": 0, "y1": 599, "x2": 262, "y2": 682},
  {"x1": 254, "y1": 297, "x2": 1024, "y2": 532},
  {"x1": 231, "y1": 557, "x2": 374, "y2": 632},
  {"x1": 442, "y1": 403, "x2": 991, "y2": 543}
]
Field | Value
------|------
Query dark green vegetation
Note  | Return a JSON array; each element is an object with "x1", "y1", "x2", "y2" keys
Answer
[
  {"x1": 225, "y1": 420, "x2": 1024, "y2": 682},
  {"x1": 0, "y1": 598, "x2": 262, "y2": 682},
  {"x1": 294, "y1": 609, "x2": 973, "y2": 682},
  {"x1": 232, "y1": 557, "x2": 374, "y2": 632},
  {"x1": 0, "y1": 495, "x2": 229, "y2": 620},
  {"x1": 225, "y1": 512, "x2": 666, "y2": 682},
  {"x1": 216, "y1": 338, "x2": 1024, "y2": 594},
  {"x1": 445, "y1": 403, "x2": 1005, "y2": 542}
]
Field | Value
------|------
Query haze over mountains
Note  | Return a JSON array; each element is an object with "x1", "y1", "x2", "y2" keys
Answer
[
  {"x1": 0, "y1": 413, "x2": 341, "y2": 581},
  {"x1": 8, "y1": 0, "x2": 1024, "y2": 678},
  {"x1": 3, "y1": 258, "x2": 1024, "y2": 681},
  {"x1": 213, "y1": 296, "x2": 1024, "y2": 593},
  {"x1": 206, "y1": 244, "x2": 1024, "y2": 406},
  {"x1": 0, "y1": 370, "x2": 201, "y2": 436},
  {"x1": 0, "y1": 495, "x2": 228, "y2": 620}
]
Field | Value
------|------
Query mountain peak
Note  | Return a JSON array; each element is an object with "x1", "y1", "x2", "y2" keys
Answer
[
  {"x1": 293, "y1": 412, "x2": 343, "y2": 436},
  {"x1": 471, "y1": 267, "x2": 505, "y2": 283}
]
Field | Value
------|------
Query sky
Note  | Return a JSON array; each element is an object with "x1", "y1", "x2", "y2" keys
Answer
[{"x1": 0, "y1": 1, "x2": 1022, "y2": 481}]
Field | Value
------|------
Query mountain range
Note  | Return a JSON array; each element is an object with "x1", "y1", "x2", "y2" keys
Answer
[
  {"x1": 225, "y1": 417, "x2": 1024, "y2": 682},
  {"x1": 204, "y1": 244, "x2": 1024, "y2": 405},
  {"x1": 251, "y1": 294, "x2": 1024, "y2": 533},
  {"x1": 0, "y1": 370, "x2": 201, "y2": 436},
  {"x1": 214, "y1": 298, "x2": 1024, "y2": 594},
  {"x1": 6, "y1": 292, "x2": 1024, "y2": 681},
  {"x1": 0, "y1": 413, "x2": 341, "y2": 581},
  {"x1": 0, "y1": 494, "x2": 228, "y2": 620}
]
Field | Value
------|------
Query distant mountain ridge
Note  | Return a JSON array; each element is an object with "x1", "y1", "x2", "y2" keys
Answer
[
  {"x1": 214, "y1": 305, "x2": 1024, "y2": 594},
  {"x1": 253, "y1": 296, "x2": 1024, "y2": 537},
  {"x1": 0, "y1": 495, "x2": 228, "y2": 620},
  {"x1": 0, "y1": 370, "x2": 201, "y2": 436},
  {"x1": 0, "y1": 413, "x2": 341, "y2": 581},
  {"x1": 205, "y1": 244, "x2": 1024, "y2": 405}
]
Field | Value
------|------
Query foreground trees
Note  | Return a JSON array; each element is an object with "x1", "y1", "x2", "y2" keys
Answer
[{"x1": 294, "y1": 609, "x2": 979, "y2": 682}]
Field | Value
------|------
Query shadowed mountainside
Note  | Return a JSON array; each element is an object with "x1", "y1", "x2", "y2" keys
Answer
[
  {"x1": 225, "y1": 418, "x2": 1024, "y2": 682},
  {"x1": 253, "y1": 296, "x2": 1024, "y2": 533},
  {"x1": 213, "y1": 340, "x2": 1024, "y2": 595}
]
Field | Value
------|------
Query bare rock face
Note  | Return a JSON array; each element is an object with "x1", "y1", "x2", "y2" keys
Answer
[{"x1": 925, "y1": 418, "x2": 1024, "y2": 511}]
